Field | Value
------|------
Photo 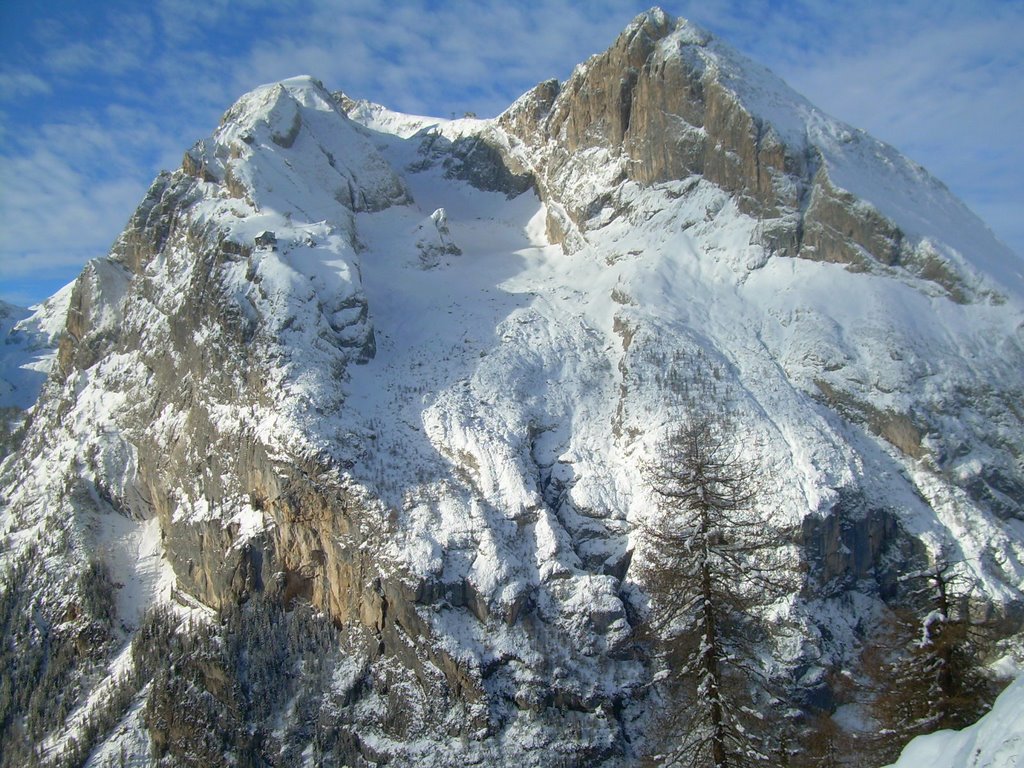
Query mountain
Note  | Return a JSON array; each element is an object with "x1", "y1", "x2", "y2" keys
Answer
[
  {"x1": 0, "y1": 289, "x2": 70, "y2": 460},
  {"x1": 1, "y1": 9, "x2": 1022, "y2": 766},
  {"x1": 0, "y1": 291, "x2": 69, "y2": 411}
]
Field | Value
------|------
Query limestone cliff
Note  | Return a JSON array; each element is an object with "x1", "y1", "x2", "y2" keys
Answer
[{"x1": 498, "y1": 9, "x2": 1020, "y2": 305}]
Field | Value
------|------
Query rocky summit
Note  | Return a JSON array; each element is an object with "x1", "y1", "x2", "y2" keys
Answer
[{"x1": 1, "y1": 9, "x2": 1022, "y2": 767}]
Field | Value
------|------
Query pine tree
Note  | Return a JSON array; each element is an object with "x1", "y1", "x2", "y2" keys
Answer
[{"x1": 638, "y1": 399, "x2": 794, "y2": 767}]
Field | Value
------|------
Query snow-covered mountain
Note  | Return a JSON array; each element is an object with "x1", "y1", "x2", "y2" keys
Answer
[
  {"x1": 0, "y1": 289, "x2": 69, "y2": 411},
  {"x1": 1, "y1": 9, "x2": 1022, "y2": 766},
  {"x1": 0, "y1": 290, "x2": 70, "y2": 463}
]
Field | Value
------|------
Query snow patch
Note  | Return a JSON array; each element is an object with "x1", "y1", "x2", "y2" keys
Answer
[{"x1": 885, "y1": 677, "x2": 1024, "y2": 768}]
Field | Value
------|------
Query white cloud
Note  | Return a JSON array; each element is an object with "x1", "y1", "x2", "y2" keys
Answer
[
  {"x1": 0, "y1": 98, "x2": 175, "y2": 289},
  {"x1": 155, "y1": 0, "x2": 234, "y2": 44},
  {"x1": 41, "y1": 11, "x2": 154, "y2": 77},
  {"x1": 0, "y1": 144, "x2": 148, "y2": 277},
  {"x1": 0, "y1": 72, "x2": 51, "y2": 100},
  {"x1": 224, "y1": 0, "x2": 649, "y2": 117}
]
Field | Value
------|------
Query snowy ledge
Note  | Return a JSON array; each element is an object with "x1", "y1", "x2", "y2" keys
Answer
[{"x1": 885, "y1": 675, "x2": 1024, "y2": 768}]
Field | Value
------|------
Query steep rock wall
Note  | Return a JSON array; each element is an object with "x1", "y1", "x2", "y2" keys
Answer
[
  {"x1": 57, "y1": 160, "x2": 490, "y2": 708},
  {"x1": 497, "y1": 10, "x2": 965, "y2": 292}
]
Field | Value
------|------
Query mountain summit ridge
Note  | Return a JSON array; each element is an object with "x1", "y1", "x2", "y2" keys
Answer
[
  {"x1": 1, "y1": 9, "x2": 1022, "y2": 766},
  {"x1": 493, "y1": 8, "x2": 1023, "y2": 304}
]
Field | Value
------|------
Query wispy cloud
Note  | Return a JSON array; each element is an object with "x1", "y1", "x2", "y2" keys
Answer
[
  {"x1": 0, "y1": 132, "x2": 150, "y2": 272},
  {"x1": 0, "y1": 71, "x2": 51, "y2": 100}
]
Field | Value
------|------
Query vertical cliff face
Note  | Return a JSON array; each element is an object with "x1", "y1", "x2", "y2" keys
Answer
[
  {"x1": 498, "y1": 9, "x2": 1022, "y2": 306},
  {"x1": 498, "y1": 11, "x2": 802, "y2": 252},
  {"x1": 2, "y1": 10, "x2": 1023, "y2": 767},
  {"x1": 537, "y1": 9, "x2": 802, "y2": 217}
]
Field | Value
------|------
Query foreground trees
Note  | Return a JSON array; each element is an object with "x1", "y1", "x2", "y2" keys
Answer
[
  {"x1": 633, "y1": 385, "x2": 1005, "y2": 766},
  {"x1": 638, "y1": 398, "x2": 793, "y2": 767},
  {"x1": 868, "y1": 556, "x2": 997, "y2": 761}
]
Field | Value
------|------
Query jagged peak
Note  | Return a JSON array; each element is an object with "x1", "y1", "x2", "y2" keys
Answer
[
  {"x1": 217, "y1": 74, "x2": 340, "y2": 138},
  {"x1": 622, "y1": 7, "x2": 710, "y2": 48},
  {"x1": 498, "y1": 9, "x2": 1023, "y2": 304},
  {"x1": 251, "y1": 74, "x2": 330, "y2": 102},
  {"x1": 619, "y1": 6, "x2": 672, "y2": 42},
  {"x1": 586, "y1": 9, "x2": 828, "y2": 155}
]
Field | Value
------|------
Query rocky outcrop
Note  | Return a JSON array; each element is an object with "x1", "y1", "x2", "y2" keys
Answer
[
  {"x1": 498, "y1": 11, "x2": 804, "y2": 246},
  {"x1": 108, "y1": 171, "x2": 194, "y2": 275},
  {"x1": 813, "y1": 379, "x2": 926, "y2": 461},
  {"x1": 801, "y1": 165, "x2": 903, "y2": 269},
  {"x1": 497, "y1": 9, "x2": 976, "y2": 300},
  {"x1": 800, "y1": 491, "x2": 925, "y2": 600},
  {"x1": 412, "y1": 130, "x2": 534, "y2": 197},
  {"x1": 414, "y1": 208, "x2": 462, "y2": 268}
]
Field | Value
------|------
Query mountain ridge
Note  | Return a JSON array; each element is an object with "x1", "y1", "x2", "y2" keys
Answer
[{"x1": 493, "y1": 8, "x2": 1023, "y2": 303}]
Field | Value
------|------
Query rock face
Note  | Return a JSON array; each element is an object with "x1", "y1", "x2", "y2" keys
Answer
[
  {"x1": 51, "y1": 77, "x2": 435, "y2": 645},
  {"x1": 498, "y1": 9, "x2": 1021, "y2": 303},
  {"x1": 521, "y1": 9, "x2": 800, "y2": 216},
  {"x1": 1, "y1": 12, "x2": 1023, "y2": 768}
]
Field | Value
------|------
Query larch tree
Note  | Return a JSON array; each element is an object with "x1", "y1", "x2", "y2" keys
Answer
[
  {"x1": 638, "y1": 397, "x2": 794, "y2": 768},
  {"x1": 869, "y1": 554, "x2": 996, "y2": 758}
]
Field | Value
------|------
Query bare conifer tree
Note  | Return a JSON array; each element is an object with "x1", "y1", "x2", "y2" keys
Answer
[
  {"x1": 869, "y1": 553, "x2": 996, "y2": 758},
  {"x1": 638, "y1": 392, "x2": 794, "y2": 768}
]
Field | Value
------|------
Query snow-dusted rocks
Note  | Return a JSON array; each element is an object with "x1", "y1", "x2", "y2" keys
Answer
[
  {"x1": 414, "y1": 207, "x2": 462, "y2": 268},
  {"x1": 498, "y1": 9, "x2": 1023, "y2": 304},
  {"x1": 2, "y1": 9, "x2": 1023, "y2": 766}
]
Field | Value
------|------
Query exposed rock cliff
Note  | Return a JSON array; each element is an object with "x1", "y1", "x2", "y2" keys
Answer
[{"x1": 498, "y1": 9, "x2": 1022, "y2": 306}]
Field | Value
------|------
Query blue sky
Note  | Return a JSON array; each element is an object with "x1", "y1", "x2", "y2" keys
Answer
[{"x1": 1, "y1": 0, "x2": 1021, "y2": 306}]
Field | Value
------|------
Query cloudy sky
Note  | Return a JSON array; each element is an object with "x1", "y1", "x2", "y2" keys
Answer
[{"x1": 1, "y1": 0, "x2": 1021, "y2": 306}]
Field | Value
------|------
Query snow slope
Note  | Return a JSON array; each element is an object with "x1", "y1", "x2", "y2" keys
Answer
[
  {"x1": 0, "y1": 284, "x2": 71, "y2": 409},
  {"x1": 886, "y1": 676, "x2": 1024, "y2": 768},
  {"x1": 650, "y1": 10, "x2": 1024, "y2": 300}
]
